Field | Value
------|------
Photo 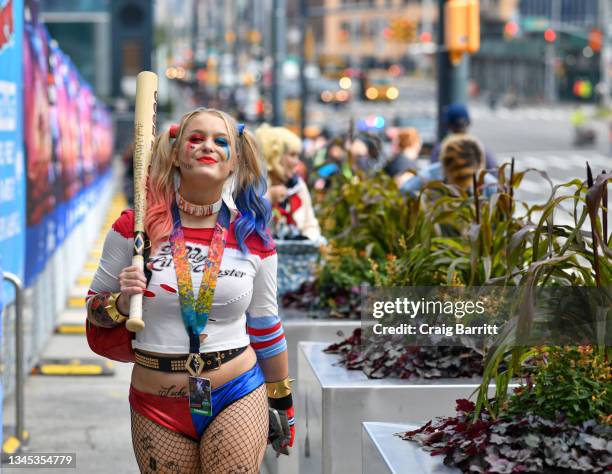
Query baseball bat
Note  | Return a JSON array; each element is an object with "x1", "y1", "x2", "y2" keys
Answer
[{"x1": 126, "y1": 71, "x2": 158, "y2": 333}]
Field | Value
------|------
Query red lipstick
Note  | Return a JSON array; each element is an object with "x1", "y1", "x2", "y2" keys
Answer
[{"x1": 197, "y1": 156, "x2": 217, "y2": 164}]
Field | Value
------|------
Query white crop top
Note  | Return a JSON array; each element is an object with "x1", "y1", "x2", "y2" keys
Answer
[{"x1": 89, "y1": 210, "x2": 278, "y2": 354}]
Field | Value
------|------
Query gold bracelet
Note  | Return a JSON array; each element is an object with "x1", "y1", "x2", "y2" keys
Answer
[
  {"x1": 104, "y1": 292, "x2": 128, "y2": 324},
  {"x1": 266, "y1": 377, "x2": 294, "y2": 399}
]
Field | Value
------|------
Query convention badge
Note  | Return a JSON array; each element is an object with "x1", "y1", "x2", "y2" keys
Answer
[{"x1": 188, "y1": 376, "x2": 212, "y2": 416}]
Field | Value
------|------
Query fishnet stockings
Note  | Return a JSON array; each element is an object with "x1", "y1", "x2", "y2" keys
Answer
[
  {"x1": 130, "y1": 384, "x2": 268, "y2": 473},
  {"x1": 131, "y1": 408, "x2": 200, "y2": 473},
  {"x1": 200, "y1": 384, "x2": 268, "y2": 473}
]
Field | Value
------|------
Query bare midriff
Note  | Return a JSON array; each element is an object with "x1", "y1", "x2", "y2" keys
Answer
[{"x1": 130, "y1": 346, "x2": 258, "y2": 397}]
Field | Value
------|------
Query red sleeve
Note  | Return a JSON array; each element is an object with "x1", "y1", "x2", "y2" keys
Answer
[{"x1": 111, "y1": 209, "x2": 135, "y2": 238}]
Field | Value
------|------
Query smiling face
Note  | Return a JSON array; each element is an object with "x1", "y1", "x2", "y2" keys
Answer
[{"x1": 174, "y1": 112, "x2": 236, "y2": 195}]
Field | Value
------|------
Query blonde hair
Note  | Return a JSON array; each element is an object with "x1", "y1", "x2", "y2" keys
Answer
[
  {"x1": 145, "y1": 108, "x2": 267, "y2": 252},
  {"x1": 255, "y1": 124, "x2": 302, "y2": 184}
]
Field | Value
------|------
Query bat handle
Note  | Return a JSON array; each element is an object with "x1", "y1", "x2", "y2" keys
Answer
[{"x1": 126, "y1": 254, "x2": 146, "y2": 332}]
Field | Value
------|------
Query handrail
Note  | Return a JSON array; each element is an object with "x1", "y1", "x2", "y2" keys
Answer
[{"x1": 2, "y1": 272, "x2": 25, "y2": 444}]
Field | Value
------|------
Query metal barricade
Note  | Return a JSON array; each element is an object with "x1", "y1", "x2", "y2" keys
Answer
[{"x1": 2, "y1": 272, "x2": 27, "y2": 456}]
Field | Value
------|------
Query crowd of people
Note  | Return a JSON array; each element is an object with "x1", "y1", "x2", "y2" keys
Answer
[
  {"x1": 122, "y1": 103, "x2": 498, "y2": 245},
  {"x1": 259, "y1": 102, "x2": 498, "y2": 242}
]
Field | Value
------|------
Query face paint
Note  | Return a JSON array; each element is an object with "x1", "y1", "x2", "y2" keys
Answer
[
  {"x1": 178, "y1": 159, "x2": 194, "y2": 170},
  {"x1": 215, "y1": 137, "x2": 230, "y2": 162},
  {"x1": 188, "y1": 133, "x2": 204, "y2": 144}
]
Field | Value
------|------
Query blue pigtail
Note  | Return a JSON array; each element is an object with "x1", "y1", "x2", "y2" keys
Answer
[{"x1": 234, "y1": 175, "x2": 273, "y2": 253}]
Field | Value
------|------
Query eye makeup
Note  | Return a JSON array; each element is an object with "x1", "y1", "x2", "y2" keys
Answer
[
  {"x1": 183, "y1": 129, "x2": 231, "y2": 160},
  {"x1": 215, "y1": 137, "x2": 231, "y2": 161},
  {"x1": 187, "y1": 133, "x2": 205, "y2": 144}
]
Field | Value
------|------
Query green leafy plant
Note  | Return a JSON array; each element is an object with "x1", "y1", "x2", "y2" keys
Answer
[
  {"x1": 475, "y1": 168, "x2": 612, "y2": 420},
  {"x1": 506, "y1": 346, "x2": 611, "y2": 426}
]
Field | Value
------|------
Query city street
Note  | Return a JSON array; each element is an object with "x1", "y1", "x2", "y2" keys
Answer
[
  {"x1": 1, "y1": 1, "x2": 611, "y2": 474},
  {"x1": 311, "y1": 76, "x2": 610, "y2": 210}
]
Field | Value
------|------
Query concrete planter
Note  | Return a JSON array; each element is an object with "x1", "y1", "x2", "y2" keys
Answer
[
  {"x1": 263, "y1": 311, "x2": 360, "y2": 474},
  {"x1": 362, "y1": 422, "x2": 458, "y2": 474},
  {"x1": 297, "y1": 342, "x2": 507, "y2": 474}
]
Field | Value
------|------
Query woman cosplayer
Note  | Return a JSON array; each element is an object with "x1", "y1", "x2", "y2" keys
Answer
[
  {"x1": 86, "y1": 108, "x2": 294, "y2": 473},
  {"x1": 256, "y1": 125, "x2": 321, "y2": 242}
]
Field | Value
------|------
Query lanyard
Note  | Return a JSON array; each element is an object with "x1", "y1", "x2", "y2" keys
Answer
[{"x1": 170, "y1": 200, "x2": 230, "y2": 375}]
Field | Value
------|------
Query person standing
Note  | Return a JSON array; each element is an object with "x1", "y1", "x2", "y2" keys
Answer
[
  {"x1": 256, "y1": 125, "x2": 322, "y2": 242},
  {"x1": 86, "y1": 107, "x2": 294, "y2": 472}
]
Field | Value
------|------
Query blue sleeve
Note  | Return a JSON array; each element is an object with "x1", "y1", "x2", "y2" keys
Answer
[{"x1": 317, "y1": 163, "x2": 339, "y2": 178}]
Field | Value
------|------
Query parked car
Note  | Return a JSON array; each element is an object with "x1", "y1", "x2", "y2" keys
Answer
[{"x1": 361, "y1": 71, "x2": 399, "y2": 102}]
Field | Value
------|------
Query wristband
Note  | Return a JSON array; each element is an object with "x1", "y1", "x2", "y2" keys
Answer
[
  {"x1": 104, "y1": 293, "x2": 128, "y2": 324},
  {"x1": 266, "y1": 377, "x2": 293, "y2": 399},
  {"x1": 268, "y1": 393, "x2": 293, "y2": 411}
]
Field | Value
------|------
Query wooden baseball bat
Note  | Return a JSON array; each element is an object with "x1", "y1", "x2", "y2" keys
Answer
[{"x1": 126, "y1": 71, "x2": 158, "y2": 333}]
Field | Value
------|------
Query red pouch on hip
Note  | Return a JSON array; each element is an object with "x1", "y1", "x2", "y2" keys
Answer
[{"x1": 85, "y1": 319, "x2": 135, "y2": 363}]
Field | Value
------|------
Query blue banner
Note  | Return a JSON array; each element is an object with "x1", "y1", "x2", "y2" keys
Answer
[
  {"x1": 23, "y1": 16, "x2": 113, "y2": 286},
  {"x1": 0, "y1": 0, "x2": 25, "y2": 302},
  {"x1": 0, "y1": 256, "x2": 3, "y2": 444}
]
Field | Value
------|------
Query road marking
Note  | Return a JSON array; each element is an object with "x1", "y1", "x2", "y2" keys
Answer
[
  {"x1": 68, "y1": 296, "x2": 85, "y2": 308},
  {"x1": 56, "y1": 324, "x2": 86, "y2": 335},
  {"x1": 2, "y1": 436, "x2": 20, "y2": 454},
  {"x1": 31, "y1": 358, "x2": 115, "y2": 376}
]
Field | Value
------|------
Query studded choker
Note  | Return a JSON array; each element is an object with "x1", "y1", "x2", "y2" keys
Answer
[{"x1": 175, "y1": 192, "x2": 223, "y2": 217}]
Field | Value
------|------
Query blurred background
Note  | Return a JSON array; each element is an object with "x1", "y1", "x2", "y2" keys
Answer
[{"x1": 31, "y1": 0, "x2": 612, "y2": 146}]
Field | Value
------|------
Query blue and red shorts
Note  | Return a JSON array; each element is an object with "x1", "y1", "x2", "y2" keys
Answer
[{"x1": 129, "y1": 363, "x2": 265, "y2": 441}]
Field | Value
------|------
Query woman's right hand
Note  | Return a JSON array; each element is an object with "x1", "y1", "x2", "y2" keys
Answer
[{"x1": 117, "y1": 264, "x2": 149, "y2": 315}]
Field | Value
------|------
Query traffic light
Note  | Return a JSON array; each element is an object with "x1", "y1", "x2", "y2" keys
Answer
[
  {"x1": 504, "y1": 21, "x2": 518, "y2": 39},
  {"x1": 589, "y1": 29, "x2": 602, "y2": 52},
  {"x1": 544, "y1": 28, "x2": 556, "y2": 43},
  {"x1": 389, "y1": 19, "x2": 418, "y2": 43},
  {"x1": 444, "y1": 0, "x2": 480, "y2": 65},
  {"x1": 573, "y1": 80, "x2": 593, "y2": 99}
]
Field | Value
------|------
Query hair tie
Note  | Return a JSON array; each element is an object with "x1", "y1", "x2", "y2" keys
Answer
[
  {"x1": 169, "y1": 123, "x2": 180, "y2": 139},
  {"x1": 237, "y1": 123, "x2": 245, "y2": 137}
]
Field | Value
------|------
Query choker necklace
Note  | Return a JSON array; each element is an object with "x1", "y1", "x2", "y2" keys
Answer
[{"x1": 175, "y1": 192, "x2": 223, "y2": 217}]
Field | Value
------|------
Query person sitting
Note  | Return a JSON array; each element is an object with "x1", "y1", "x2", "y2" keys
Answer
[
  {"x1": 256, "y1": 125, "x2": 322, "y2": 242},
  {"x1": 384, "y1": 128, "x2": 421, "y2": 188},
  {"x1": 401, "y1": 133, "x2": 497, "y2": 198},
  {"x1": 312, "y1": 136, "x2": 353, "y2": 190},
  {"x1": 430, "y1": 103, "x2": 497, "y2": 170},
  {"x1": 349, "y1": 132, "x2": 384, "y2": 174}
]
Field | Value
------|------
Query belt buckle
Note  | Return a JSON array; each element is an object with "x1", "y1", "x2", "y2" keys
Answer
[
  {"x1": 211, "y1": 352, "x2": 223, "y2": 371},
  {"x1": 186, "y1": 353, "x2": 204, "y2": 376}
]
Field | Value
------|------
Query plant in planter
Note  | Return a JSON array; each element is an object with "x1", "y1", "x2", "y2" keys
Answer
[
  {"x1": 324, "y1": 328, "x2": 484, "y2": 379},
  {"x1": 320, "y1": 162, "x2": 536, "y2": 377},
  {"x1": 399, "y1": 346, "x2": 611, "y2": 473},
  {"x1": 289, "y1": 162, "x2": 532, "y2": 316},
  {"x1": 398, "y1": 167, "x2": 611, "y2": 473}
]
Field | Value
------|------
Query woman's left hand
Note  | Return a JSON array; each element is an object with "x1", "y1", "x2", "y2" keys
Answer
[{"x1": 268, "y1": 403, "x2": 295, "y2": 457}]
